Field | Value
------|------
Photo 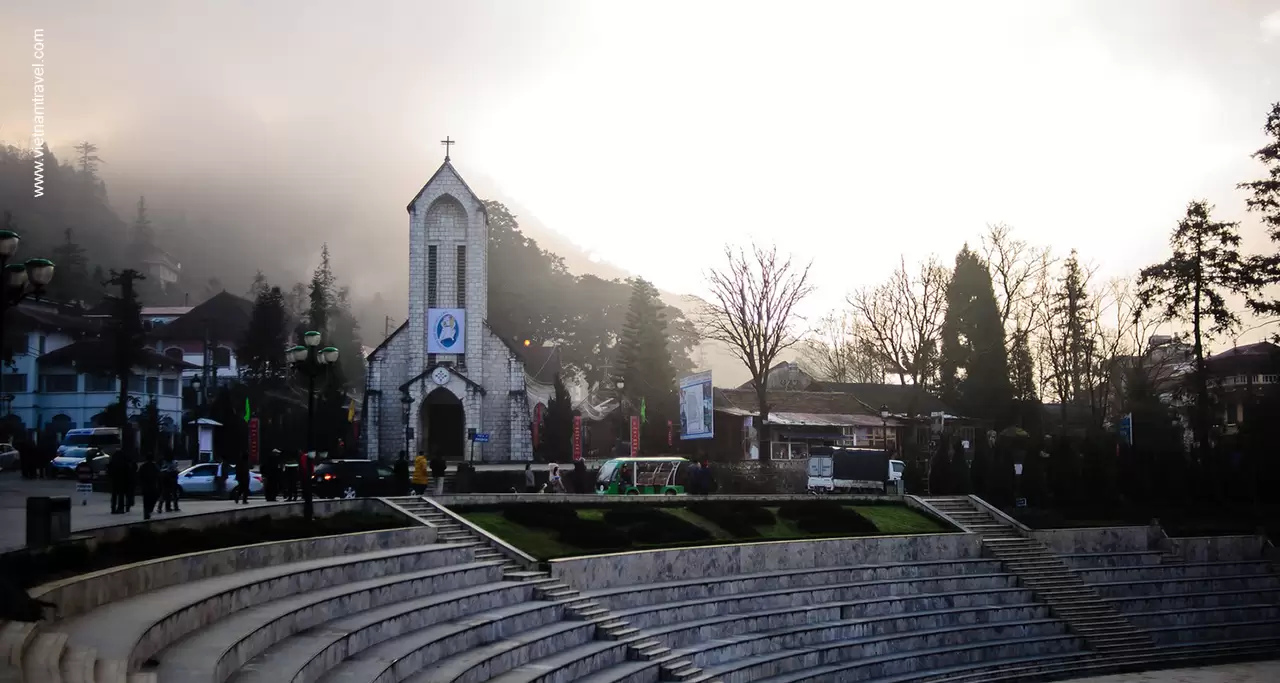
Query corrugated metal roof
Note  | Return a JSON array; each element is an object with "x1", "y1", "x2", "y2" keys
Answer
[{"x1": 768, "y1": 412, "x2": 903, "y2": 427}]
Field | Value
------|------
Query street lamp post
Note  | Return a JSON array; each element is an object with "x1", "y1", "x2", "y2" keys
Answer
[
  {"x1": 400, "y1": 390, "x2": 413, "y2": 458},
  {"x1": 190, "y1": 375, "x2": 203, "y2": 462},
  {"x1": 0, "y1": 225, "x2": 55, "y2": 421},
  {"x1": 289, "y1": 331, "x2": 339, "y2": 522},
  {"x1": 879, "y1": 404, "x2": 890, "y2": 449}
]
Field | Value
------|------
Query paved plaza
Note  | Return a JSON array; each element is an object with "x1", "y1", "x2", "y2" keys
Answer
[
  {"x1": 0, "y1": 471, "x2": 281, "y2": 551},
  {"x1": 1067, "y1": 662, "x2": 1280, "y2": 682}
]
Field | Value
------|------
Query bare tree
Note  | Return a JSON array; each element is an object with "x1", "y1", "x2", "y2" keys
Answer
[
  {"x1": 847, "y1": 255, "x2": 950, "y2": 389},
  {"x1": 981, "y1": 223, "x2": 1056, "y2": 339},
  {"x1": 797, "y1": 312, "x2": 886, "y2": 384},
  {"x1": 701, "y1": 243, "x2": 814, "y2": 461}
]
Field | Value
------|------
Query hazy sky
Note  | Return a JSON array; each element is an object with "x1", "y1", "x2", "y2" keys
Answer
[{"x1": 2, "y1": 0, "x2": 1279, "y2": 340}]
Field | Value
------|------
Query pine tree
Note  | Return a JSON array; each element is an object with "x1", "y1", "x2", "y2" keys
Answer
[
  {"x1": 542, "y1": 374, "x2": 574, "y2": 462},
  {"x1": 1045, "y1": 251, "x2": 1096, "y2": 426},
  {"x1": 939, "y1": 246, "x2": 1012, "y2": 422},
  {"x1": 308, "y1": 244, "x2": 336, "y2": 334},
  {"x1": 1008, "y1": 329, "x2": 1041, "y2": 434},
  {"x1": 327, "y1": 286, "x2": 365, "y2": 389},
  {"x1": 615, "y1": 278, "x2": 678, "y2": 451},
  {"x1": 239, "y1": 285, "x2": 289, "y2": 388},
  {"x1": 73, "y1": 141, "x2": 101, "y2": 176},
  {"x1": 1137, "y1": 201, "x2": 1249, "y2": 458},
  {"x1": 131, "y1": 196, "x2": 156, "y2": 254},
  {"x1": 49, "y1": 228, "x2": 91, "y2": 304},
  {"x1": 1239, "y1": 101, "x2": 1280, "y2": 324}
]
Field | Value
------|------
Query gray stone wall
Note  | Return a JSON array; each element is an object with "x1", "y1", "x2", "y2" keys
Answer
[
  {"x1": 1167, "y1": 535, "x2": 1267, "y2": 562},
  {"x1": 549, "y1": 533, "x2": 981, "y2": 590},
  {"x1": 1029, "y1": 526, "x2": 1151, "y2": 554}
]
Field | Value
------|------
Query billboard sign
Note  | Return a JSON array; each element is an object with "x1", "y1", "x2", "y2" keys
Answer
[
  {"x1": 678, "y1": 371, "x2": 714, "y2": 440},
  {"x1": 427, "y1": 308, "x2": 466, "y2": 354}
]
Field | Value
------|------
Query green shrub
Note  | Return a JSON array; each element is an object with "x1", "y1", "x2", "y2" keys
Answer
[
  {"x1": 629, "y1": 519, "x2": 712, "y2": 545},
  {"x1": 602, "y1": 507, "x2": 671, "y2": 526},
  {"x1": 503, "y1": 504, "x2": 578, "y2": 529},
  {"x1": 777, "y1": 501, "x2": 879, "y2": 535},
  {"x1": 564, "y1": 518, "x2": 632, "y2": 550},
  {"x1": 687, "y1": 502, "x2": 775, "y2": 538}
]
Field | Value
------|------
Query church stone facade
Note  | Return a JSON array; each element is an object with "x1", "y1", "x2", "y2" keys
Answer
[{"x1": 363, "y1": 158, "x2": 551, "y2": 462}]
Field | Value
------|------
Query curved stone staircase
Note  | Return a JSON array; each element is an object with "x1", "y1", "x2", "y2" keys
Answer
[{"x1": 3, "y1": 495, "x2": 1277, "y2": 683}]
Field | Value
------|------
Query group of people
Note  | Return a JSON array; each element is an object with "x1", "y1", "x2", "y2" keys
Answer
[
  {"x1": 398, "y1": 450, "x2": 448, "y2": 495},
  {"x1": 523, "y1": 459, "x2": 589, "y2": 493},
  {"x1": 101, "y1": 451, "x2": 181, "y2": 518}
]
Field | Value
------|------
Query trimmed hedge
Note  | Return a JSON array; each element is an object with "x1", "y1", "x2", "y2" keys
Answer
[
  {"x1": 687, "y1": 501, "x2": 775, "y2": 538},
  {"x1": 777, "y1": 501, "x2": 880, "y2": 535}
]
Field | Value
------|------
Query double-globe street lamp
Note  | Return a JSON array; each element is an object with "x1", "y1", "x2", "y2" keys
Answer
[
  {"x1": 0, "y1": 228, "x2": 55, "y2": 419},
  {"x1": 288, "y1": 331, "x2": 339, "y2": 522}
]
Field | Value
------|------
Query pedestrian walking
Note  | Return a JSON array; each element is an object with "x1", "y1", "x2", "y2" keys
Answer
[
  {"x1": 411, "y1": 452, "x2": 429, "y2": 495},
  {"x1": 162, "y1": 456, "x2": 180, "y2": 511},
  {"x1": 283, "y1": 461, "x2": 299, "y2": 501},
  {"x1": 394, "y1": 451, "x2": 410, "y2": 496},
  {"x1": 139, "y1": 458, "x2": 160, "y2": 520},
  {"x1": 235, "y1": 453, "x2": 251, "y2": 504},
  {"x1": 524, "y1": 463, "x2": 536, "y2": 493},
  {"x1": 549, "y1": 462, "x2": 565, "y2": 493},
  {"x1": 573, "y1": 458, "x2": 587, "y2": 494},
  {"x1": 108, "y1": 451, "x2": 128, "y2": 514},
  {"x1": 430, "y1": 452, "x2": 447, "y2": 496},
  {"x1": 263, "y1": 448, "x2": 280, "y2": 502}
]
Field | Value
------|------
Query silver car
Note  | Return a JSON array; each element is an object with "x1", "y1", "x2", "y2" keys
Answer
[{"x1": 49, "y1": 447, "x2": 111, "y2": 478}]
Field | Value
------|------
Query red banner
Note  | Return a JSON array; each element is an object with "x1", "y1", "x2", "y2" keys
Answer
[
  {"x1": 630, "y1": 415, "x2": 641, "y2": 457},
  {"x1": 667, "y1": 420, "x2": 673, "y2": 446},
  {"x1": 572, "y1": 415, "x2": 583, "y2": 461},
  {"x1": 248, "y1": 417, "x2": 260, "y2": 465},
  {"x1": 534, "y1": 403, "x2": 544, "y2": 447}
]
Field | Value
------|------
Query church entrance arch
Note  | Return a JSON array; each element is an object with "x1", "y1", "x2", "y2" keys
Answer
[{"x1": 421, "y1": 387, "x2": 464, "y2": 461}]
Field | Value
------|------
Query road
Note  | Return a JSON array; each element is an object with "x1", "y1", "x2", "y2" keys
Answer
[{"x1": 0, "y1": 472, "x2": 283, "y2": 551}]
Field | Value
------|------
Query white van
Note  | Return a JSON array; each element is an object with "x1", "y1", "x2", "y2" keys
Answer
[{"x1": 57, "y1": 427, "x2": 123, "y2": 457}]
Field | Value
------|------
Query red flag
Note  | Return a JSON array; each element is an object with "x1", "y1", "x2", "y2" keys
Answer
[
  {"x1": 572, "y1": 416, "x2": 583, "y2": 461},
  {"x1": 667, "y1": 419, "x2": 673, "y2": 447},
  {"x1": 630, "y1": 415, "x2": 641, "y2": 457}
]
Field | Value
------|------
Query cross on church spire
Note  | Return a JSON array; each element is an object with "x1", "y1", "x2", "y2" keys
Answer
[{"x1": 441, "y1": 136, "x2": 455, "y2": 161}]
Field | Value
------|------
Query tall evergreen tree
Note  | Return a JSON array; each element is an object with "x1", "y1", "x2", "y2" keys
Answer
[
  {"x1": 1008, "y1": 328, "x2": 1041, "y2": 434},
  {"x1": 73, "y1": 141, "x2": 101, "y2": 177},
  {"x1": 1239, "y1": 101, "x2": 1280, "y2": 325},
  {"x1": 939, "y1": 245, "x2": 1012, "y2": 422},
  {"x1": 1137, "y1": 201, "x2": 1249, "y2": 458},
  {"x1": 49, "y1": 228, "x2": 92, "y2": 304},
  {"x1": 541, "y1": 373, "x2": 574, "y2": 462},
  {"x1": 131, "y1": 196, "x2": 156, "y2": 254},
  {"x1": 616, "y1": 277, "x2": 679, "y2": 451},
  {"x1": 239, "y1": 285, "x2": 290, "y2": 388},
  {"x1": 307, "y1": 244, "x2": 336, "y2": 335}
]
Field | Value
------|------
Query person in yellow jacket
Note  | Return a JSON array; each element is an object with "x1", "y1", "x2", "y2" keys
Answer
[{"x1": 410, "y1": 452, "x2": 430, "y2": 494}]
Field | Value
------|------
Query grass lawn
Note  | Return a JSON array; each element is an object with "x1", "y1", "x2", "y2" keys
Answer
[
  {"x1": 463, "y1": 511, "x2": 584, "y2": 559},
  {"x1": 459, "y1": 502, "x2": 952, "y2": 560}
]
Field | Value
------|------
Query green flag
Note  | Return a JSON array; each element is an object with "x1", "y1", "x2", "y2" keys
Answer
[
  {"x1": 243, "y1": 397, "x2": 251, "y2": 422},
  {"x1": 640, "y1": 397, "x2": 647, "y2": 423}
]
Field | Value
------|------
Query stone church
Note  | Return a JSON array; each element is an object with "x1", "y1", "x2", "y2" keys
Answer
[{"x1": 363, "y1": 152, "x2": 554, "y2": 462}]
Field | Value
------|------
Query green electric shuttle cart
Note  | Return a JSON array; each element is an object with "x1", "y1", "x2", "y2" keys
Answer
[{"x1": 595, "y1": 456, "x2": 689, "y2": 495}]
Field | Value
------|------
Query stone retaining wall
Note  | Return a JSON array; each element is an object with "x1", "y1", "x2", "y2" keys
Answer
[
  {"x1": 441, "y1": 493, "x2": 899, "y2": 507},
  {"x1": 31, "y1": 524, "x2": 438, "y2": 619},
  {"x1": 548, "y1": 533, "x2": 980, "y2": 590},
  {"x1": 1167, "y1": 535, "x2": 1266, "y2": 562},
  {"x1": 1029, "y1": 526, "x2": 1151, "y2": 554},
  {"x1": 77, "y1": 498, "x2": 399, "y2": 547}
]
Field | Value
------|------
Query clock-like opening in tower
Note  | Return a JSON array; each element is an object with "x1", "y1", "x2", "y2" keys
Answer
[{"x1": 422, "y1": 387, "x2": 465, "y2": 462}]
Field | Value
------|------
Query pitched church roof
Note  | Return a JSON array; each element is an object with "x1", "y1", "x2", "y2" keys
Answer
[
  {"x1": 405, "y1": 160, "x2": 487, "y2": 214},
  {"x1": 152, "y1": 291, "x2": 255, "y2": 341}
]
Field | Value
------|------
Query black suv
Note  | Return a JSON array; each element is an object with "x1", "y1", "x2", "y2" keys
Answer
[{"x1": 312, "y1": 459, "x2": 396, "y2": 499}]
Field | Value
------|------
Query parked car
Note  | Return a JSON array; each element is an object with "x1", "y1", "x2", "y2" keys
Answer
[
  {"x1": 49, "y1": 447, "x2": 111, "y2": 478},
  {"x1": 312, "y1": 459, "x2": 396, "y2": 499},
  {"x1": 178, "y1": 463, "x2": 264, "y2": 498},
  {"x1": 0, "y1": 443, "x2": 19, "y2": 471},
  {"x1": 57, "y1": 428, "x2": 122, "y2": 458}
]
